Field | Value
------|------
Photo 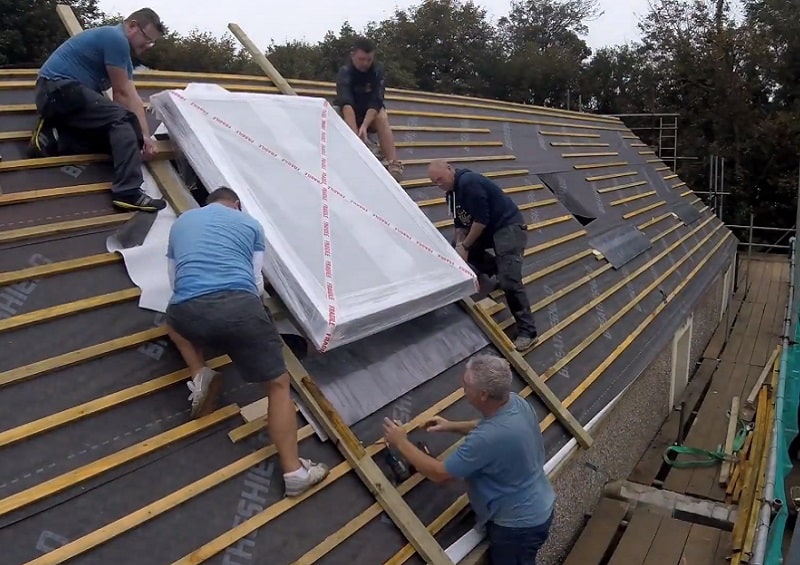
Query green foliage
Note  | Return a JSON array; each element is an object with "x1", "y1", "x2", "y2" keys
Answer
[
  {"x1": 5, "y1": 0, "x2": 800, "y2": 233},
  {"x1": 0, "y1": 0, "x2": 102, "y2": 66}
]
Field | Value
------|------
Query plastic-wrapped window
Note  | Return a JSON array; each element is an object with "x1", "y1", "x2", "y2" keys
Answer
[{"x1": 150, "y1": 84, "x2": 478, "y2": 352}]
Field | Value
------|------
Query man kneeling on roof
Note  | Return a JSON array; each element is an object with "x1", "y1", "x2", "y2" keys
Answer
[
  {"x1": 428, "y1": 159, "x2": 538, "y2": 351},
  {"x1": 334, "y1": 37, "x2": 404, "y2": 181},
  {"x1": 383, "y1": 354, "x2": 555, "y2": 565},
  {"x1": 30, "y1": 8, "x2": 166, "y2": 213},
  {"x1": 164, "y1": 187, "x2": 330, "y2": 497}
]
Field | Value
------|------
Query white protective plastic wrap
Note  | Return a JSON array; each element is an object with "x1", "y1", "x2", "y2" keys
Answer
[{"x1": 150, "y1": 84, "x2": 478, "y2": 352}]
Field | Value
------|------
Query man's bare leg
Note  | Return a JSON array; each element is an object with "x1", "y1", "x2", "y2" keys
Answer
[
  {"x1": 266, "y1": 372, "x2": 302, "y2": 473},
  {"x1": 166, "y1": 324, "x2": 221, "y2": 418},
  {"x1": 373, "y1": 109, "x2": 397, "y2": 162},
  {"x1": 166, "y1": 324, "x2": 206, "y2": 374},
  {"x1": 373, "y1": 109, "x2": 403, "y2": 180},
  {"x1": 268, "y1": 371, "x2": 330, "y2": 497}
]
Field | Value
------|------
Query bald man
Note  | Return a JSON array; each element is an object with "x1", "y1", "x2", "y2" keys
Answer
[{"x1": 428, "y1": 160, "x2": 537, "y2": 351}]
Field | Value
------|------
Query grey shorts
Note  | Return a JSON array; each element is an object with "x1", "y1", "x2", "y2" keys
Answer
[{"x1": 165, "y1": 290, "x2": 287, "y2": 383}]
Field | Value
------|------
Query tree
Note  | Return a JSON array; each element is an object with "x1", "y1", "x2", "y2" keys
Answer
[
  {"x1": 0, "y1": 0, "x2": 103, "y2": 66},
  {"x1": 370, "y1": 0, "x2": 500, "y2": 95},
  {"x1": 579, "y1": 44, "x2": 656, "y2": 114},
  {"x1": 140, "y1": 29, "x2": 253, "y2": 74},
  {"x1": 493, "y1": 0, "x2": 601, "y2": 105}
]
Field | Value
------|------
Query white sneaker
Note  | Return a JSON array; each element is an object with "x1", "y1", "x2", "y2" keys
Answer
[
  {"x1": 186, "y1": 367, "x2": 222, "y2": 418},
  {"x1": 284, "y1": 458, "x2": 330, "y2": 497}
]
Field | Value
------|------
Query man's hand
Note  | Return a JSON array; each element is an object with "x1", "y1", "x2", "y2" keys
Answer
[
  {"x1": 383, "y1": 417, "x2": 407, "y2": 447},
  {"x1": 425, "y1": 416, "x2": 453, "y2": 433},
  {"x1": 357, "y1": 124, "x2": 369, "y2": 141},
  {"x1": 141, "y1": 137, "x2": 157, "y2": 161},
  {"x1": 456, "y1": 243, "x2": 468, "y2": 261}
]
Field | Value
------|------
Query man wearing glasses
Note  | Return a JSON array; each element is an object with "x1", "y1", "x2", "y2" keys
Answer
[{"x1": 30, "y1": 8, "x2": 167, "y2": 212}]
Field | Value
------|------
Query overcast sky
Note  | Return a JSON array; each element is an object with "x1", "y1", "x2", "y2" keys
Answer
[{"x1": 98, "y1": 0, "x2": 651, "y2": 52}]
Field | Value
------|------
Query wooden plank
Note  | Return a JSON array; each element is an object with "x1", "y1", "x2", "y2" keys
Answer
[
  {"x1": 574, "y1": 161, "x2": 629, "y2": 170},
  {"x1": 610, "y1": 190, "x2": 657, "y2": 206},
  {"x1": 463, "y1": 296, "x2": 593, "y2": 448},
  {"x1": 524, "y1": 220, "x2": 718, "y2": 374},
  {"x1": 0, "y1": 355, "x2": 230, "y2": 448},
  {"x1": 0, "y1": 213, "x2": 132, "y2": 244},
  {"x1": 680, "y1": 524, "x2": 722, "y2": 564},
  {"x1": 240, "y1": 397, "x2": 268, "y2": 422},
  {"x1": 607, "y1": 508, "x2": 662, "y2": 565},
  {"x1": 586, "y1": 171, "x2": 638, "y2": 181},
  {"x1": 0, "y1": 404, "x2": 239, "y2": 518},
  {"x1": 668, "y1": 362, "x2": 744, "y2": 497},
  {"x1": 714, "y1": 530, "x2": 732, "y2": 564},
  {"x1": 742, "y1": 345, "x2": 781, "y2": 420},
  {"x1": 597, "y1": 180, "x2": 649, "y2": 194},
  {"x1": 540, "y1": 230, "x2": 733, "y2": 434},
  {"x1": 642, "y1": 516, "x2": 692, "y2": 564},
  {"x1": 402, "y1": 154, "x2": 515, "y2": 166},
  {"x1": 563, "y1": 497, "x2": 628, "y2": 565},
  {"x1": 719, "y1": 396, "x2": 740, "y2": 485},
  {"x1": 0, "y1": 288, "x2": 140, "y2": 333},
  {"x1": 389, "y1": 109, "x2": 629, "y2": 131},
  {"x1": 0, "y1": 252, "x2": 120, "y2": 287},
  {"x1": 629, "y1": 358, "x2": 720, "y2": 486},
  {"x1": 0, "y1": 326, "x2": 166, "y2": 388},
  {"x1": 281, "y1": 351, "x2": 454, "y2": 564},
  {"x1": 0, "y1": 182, "x2": 111, "y2": 204},
  {"x1": 23, "y1": 424, "x2": 316, "y2": 565},
  {"x1": 199, "y1": 387, "x2": 470, "y2": 563}
]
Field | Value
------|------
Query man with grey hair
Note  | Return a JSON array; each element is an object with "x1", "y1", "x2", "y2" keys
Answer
[{"x1": 383, "y1": 353, "x2": 555, "y2": 564}]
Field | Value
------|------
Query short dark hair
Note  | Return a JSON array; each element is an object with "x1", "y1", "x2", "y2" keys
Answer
[
  {"x1": 125, "y1": 8, "x2": 165, "y2": 34},
  {"x1": 351, "y1": 37, "x2": 375, "y2": 54},
  {"x1": 206, "y1": 186, "x2": 240, "y2": 204}
]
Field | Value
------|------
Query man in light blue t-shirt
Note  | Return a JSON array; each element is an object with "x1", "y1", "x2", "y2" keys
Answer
[
  {"x1": 32, "y1": 8, "x2": 165, "y2": 212},
  {"x1": 165, "y1": 186, "x2": 329, "y2": 498},
  {"x1": 383, "y1": 353, "x2": 555, "y2": 564}
]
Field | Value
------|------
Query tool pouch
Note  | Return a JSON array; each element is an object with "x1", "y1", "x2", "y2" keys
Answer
[{"x1": 40, "y1": 81, "x2": 88, "y2": 120}]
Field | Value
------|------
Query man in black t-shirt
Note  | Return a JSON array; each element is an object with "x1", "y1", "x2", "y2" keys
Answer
[
  {"x1": 334, "y1": 37, "x2": 403, "y2": 181},
  {"x1": 428, "y1": 160, "x2": 538, "y2": 352}
]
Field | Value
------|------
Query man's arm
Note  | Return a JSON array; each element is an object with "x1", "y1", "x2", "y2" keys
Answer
[
  {"x1": 447, "y1": 419, "x2": 480, "y2": 435},
  {"x1": 252, "y1": 223, "x2": 267, "y2": 296},
  {"x1": 458, "y1": 178, "x2": 489, "y2": 250},
  {"x1": 392, "y1": 437, "x2": 455, "y2": 484},
  {"x1": 252, "y1": 251, "x2": 265, "y2": 296},
  {"x1": 166, "y1": 238, "x2": 176, "y2": 292},
  {"x1": 106, "y1": 67, "x2": 149, "y2": 137},
  {"x1": 360, "y1": 65, "x2": 386, "y2": 131},
  {"x1": 335, "y1": 66, "x2": 358, "y2": 133}
]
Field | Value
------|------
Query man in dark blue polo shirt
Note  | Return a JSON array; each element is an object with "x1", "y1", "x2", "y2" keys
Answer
[
  {"x1": 334, "y1": 37, "x2": 403, "y2": 181},
  {"x1": 428, "y1": 160, "x2": 538, "y2": 351}
]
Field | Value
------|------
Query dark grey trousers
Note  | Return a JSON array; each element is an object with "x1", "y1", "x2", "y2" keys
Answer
[
  {"x1": 467, "y1": 224, "x2": 537, "y2": 338},
  {"x1": 34, "y1": 78, "x2": 144, "y2": 197}
]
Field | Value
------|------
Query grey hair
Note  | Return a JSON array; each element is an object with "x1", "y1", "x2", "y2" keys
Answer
[{"x1": 465, "y1": 354, "x2": 512, "y2": 400}]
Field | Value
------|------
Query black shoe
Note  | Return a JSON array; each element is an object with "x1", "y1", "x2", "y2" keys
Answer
[
  {"x1": 112, "y1": 191, "x2": 167, "y2": 213},
  {"x1": 29, "y1": 118, "x2": 59, "y2": 158}
]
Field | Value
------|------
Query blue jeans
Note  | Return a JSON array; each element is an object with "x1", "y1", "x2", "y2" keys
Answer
[{"x1": 487, "y1": 511, "x2": 553, "y2": 565}]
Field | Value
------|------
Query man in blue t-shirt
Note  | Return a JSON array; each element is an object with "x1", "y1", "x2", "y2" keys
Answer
[
  {"x1": 165, "y1": 186, "x2": 329, "y2": 498},
  {"x1": 31, "y1": 8, "x2": 166, "y2": 212},
  {"x1": 383, "y1": 353, "x2": 555, "y2": 564},
  {"x1": 428, "y1": 159, "x2": 538, "y2": 351}
]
